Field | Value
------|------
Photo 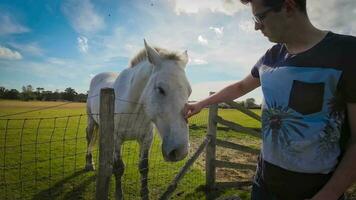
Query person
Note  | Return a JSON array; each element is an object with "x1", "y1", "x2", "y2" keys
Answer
[{"x1": 183, "y1": 0, "x2": 356, "y2": 199}]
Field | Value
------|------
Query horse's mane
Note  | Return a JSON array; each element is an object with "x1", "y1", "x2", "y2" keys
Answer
[{"x1": 129, "y1": 47, "x2": 184, "y2": 68}]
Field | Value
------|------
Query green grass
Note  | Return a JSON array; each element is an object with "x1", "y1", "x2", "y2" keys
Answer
[{"x1": 0, "y1": 100, "x2": 261, "y2": 200}]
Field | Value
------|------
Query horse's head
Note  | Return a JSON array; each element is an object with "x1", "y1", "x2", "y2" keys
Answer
[{"x1": 142, "y1": 40, "x2": 191, "y2": 162}]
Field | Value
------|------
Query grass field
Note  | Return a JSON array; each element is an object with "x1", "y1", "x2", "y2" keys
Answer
[
  {"x1": 0, "y1": 100, "x2": 262, "y2": 200},
  {"x1": 2, "y1": 100, "x2": 354, "y2": 200}
]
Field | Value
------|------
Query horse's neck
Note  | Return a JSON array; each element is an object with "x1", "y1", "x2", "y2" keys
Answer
[{"x1": 115, "y1": 61, "x2": 153, "y2": 113}]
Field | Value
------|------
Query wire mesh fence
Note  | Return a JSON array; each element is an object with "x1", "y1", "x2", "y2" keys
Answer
[
  {"x1": 2, "y1": 99, "x2": 356, "y2": 200},
  {"x1": 1, "y1": 115, "x2": 90, "y2": 199},
  {"x1": 0, "y1": 111, "x2": 212, "y2": 200}
]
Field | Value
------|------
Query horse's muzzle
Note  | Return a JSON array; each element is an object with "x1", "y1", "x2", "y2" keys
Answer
[{"x1": 162, "y1": 141, "x2": 188, "y2": 162}]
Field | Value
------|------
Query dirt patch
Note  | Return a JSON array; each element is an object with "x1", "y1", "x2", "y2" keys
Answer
[
  {"x1": 189, "y1": 136, "x2": 356, "y2": 199},
  {"x1": 189, "y1": 136, "x2": 260, "y2": 183}
]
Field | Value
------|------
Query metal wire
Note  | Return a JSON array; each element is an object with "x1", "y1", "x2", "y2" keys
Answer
[
  {"x1": 0, "y1": 111, "x2": 215, "y2": 200},
  {"x1": 0, "y1": 114, "x2": 90, "y2": 120},
  {"x1": 73, "y1": 115, "x2": 83, "y2": 175},
  {"x1": 2, "y1": 119, "x2": 9, "y2": 199},
  {"x1": 19, "y1": 119, "x2": 26, "y2": 199},
  {"x1": 0, "y1": 102, "x2": 73, "y2": 118},
  {"x1": 34, "y1": 118, "x2": 42, "y2": 194},
  {"x1": 48, "y1": 117, "x2": 57, "y2": 197}
]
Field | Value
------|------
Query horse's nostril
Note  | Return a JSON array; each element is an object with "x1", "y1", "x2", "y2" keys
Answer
[
  {"x1": 162, "y1": 142, "x2": 188, "y2": 162},
  {"x1": 168, "y1": 149, "x2": 178, "y2": 161}
]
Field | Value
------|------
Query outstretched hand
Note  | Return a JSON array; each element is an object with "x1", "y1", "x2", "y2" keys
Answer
[{"x1": 183, "y1": 102, "x2": 204, "y2": 119}]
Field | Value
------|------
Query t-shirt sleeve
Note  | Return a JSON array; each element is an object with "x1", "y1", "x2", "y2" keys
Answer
[
  {"x1": 251, "y1": 45, "x2": 279, "y2": 78},
  {"x1": 251, "y1": 55, "x2": 264, "y2": 78}
]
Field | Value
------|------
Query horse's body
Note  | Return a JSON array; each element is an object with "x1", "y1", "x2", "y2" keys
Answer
[{"x1": 86, "y1": 41, "x2": 191, "y2": 200}]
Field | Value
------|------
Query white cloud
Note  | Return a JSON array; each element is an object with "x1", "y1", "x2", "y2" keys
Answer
[
  {"x1": 173, "y1": 0, "x2": 246, "y2": 15},
  {"x1": 198, "y1": 35, "x2": 208, "y2": 45},
  {"x1": 209, "y1": 26, "x2": 224, "y2": 38},
  {"x1": 47, "y1": 57, "x2": 67, "y2": 65},
  {"x1": 0, "y1": 15, "x2": 30, "y2": 35},
  {"x1": 189, "y1": 58, "x2": 208, "y2": 65},
  {"x1": 77, "y1": 36, "x2": 89, "y2": 53},
  {"x1": 239, "y1": 20, "x2": 255, "y2": 33},
  {"x1": 61, "y1": 0, "x2": 105, "y2": 34},
  {"x1": 308, "y1": 0, "x2": 356, "y2": 35},
  {"x1": 8, "y1": 42, "x2": 44, "y2": 56},
  {"x1": 0, "y1": 46, "x2": 22, "y2": 60}
]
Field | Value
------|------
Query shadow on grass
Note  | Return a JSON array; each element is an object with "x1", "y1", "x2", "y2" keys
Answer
[
  {"x1": 182, "y1": 185, "x2": 250, "y2": 200},
  {"x1": 63, "y1": 175, "x2": 96, "y2": 200},
  {"x1": 32, "y1": 169, "x2": 96, "y2": 200}
]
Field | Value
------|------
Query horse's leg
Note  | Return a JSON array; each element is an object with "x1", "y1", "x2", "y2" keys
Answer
[
  {"x1": 113, "y1": 142, "x2": 124, "y2": 200},
  {"x1": 139, "y1": 131, "x2": 153, "y2": 200},
  {"x1": 85, "y1": 114, "x2": 98, "y2": 171}
]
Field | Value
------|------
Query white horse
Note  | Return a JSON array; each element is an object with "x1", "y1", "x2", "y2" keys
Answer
[{"x1": 85, "y1": 40, "x2": 191, "y2": 200}]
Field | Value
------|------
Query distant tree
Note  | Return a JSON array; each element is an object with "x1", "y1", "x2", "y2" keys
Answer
[
  {"x1": 0, "y1": 86, "x2": 5, "y2": 98},
  {"x1": 36, "y1": 87, "x2": 44, "y2": 93},
  {"x1": 4, "y1": 89, "x2": 20, "y2": 99},
  {"x1": 63, "y1": 87, "x2": 77, "y2": 101},
  {"x1": 244, "y1": 98, "x2": 257, "y2": 108},
  {"x1": 52, "y1": 89, "x2": 62, "y2": 101},
  {"x1": 35, "y1": 87, "x2": 44, "y2": 100},
  {"x1": 75, "y1": 93, "x2": 88, "y2": 102},
  {"x1": 235, "y1": 101, "x2": 245, "y2": 107},
  {"x1": 41, "y1": 90, "x2": 53, "y2": 101},
  {"x1": 21, "y1": 85, "x2": 35, "y2": 101},
  {"x1": 1, "y1": 85, "x2": 88, "y2": 102}
]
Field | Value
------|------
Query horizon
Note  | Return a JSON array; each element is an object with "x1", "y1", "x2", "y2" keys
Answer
[{"x1": 1, "y1": 0, "x2": 355, "y2": 104}]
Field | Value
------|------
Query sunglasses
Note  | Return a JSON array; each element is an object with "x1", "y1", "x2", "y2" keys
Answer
[{"x1": 252, "y1": 3, "x2": 284, "y2": 24}]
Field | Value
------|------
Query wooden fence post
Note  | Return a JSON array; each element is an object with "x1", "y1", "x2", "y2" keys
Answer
[
  {"x1": 206, "y1": 92, "x2": 218, "y2": 193},
  {"x1": 96, "y1": 88, "x2": 115, "y2": 200}
]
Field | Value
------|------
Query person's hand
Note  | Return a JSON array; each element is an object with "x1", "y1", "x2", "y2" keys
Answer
[{"x1": 183, "y1": 102, "x2": 204, "y2": 119}]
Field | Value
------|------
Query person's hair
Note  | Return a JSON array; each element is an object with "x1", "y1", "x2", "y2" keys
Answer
[{"x1": 240, "y1": 0, "x2": 307, "y2": 14}]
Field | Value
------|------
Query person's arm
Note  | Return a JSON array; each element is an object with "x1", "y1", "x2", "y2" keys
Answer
[
  {"x1": 184, "y1": 74, "x2": 260, "y2": 118},
  {"x1": 312, "y1": 103, "x2": 356, "y2": 200}
]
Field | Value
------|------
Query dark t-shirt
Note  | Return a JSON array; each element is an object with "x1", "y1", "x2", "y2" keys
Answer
[{"x1": 252, "y1": 32, "x2": 356, "y2": 198}]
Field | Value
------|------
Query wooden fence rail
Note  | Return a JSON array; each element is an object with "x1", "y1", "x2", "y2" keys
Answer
[
  {"x1": 205, "y1": 98, "x2": 262, "y2": 196},
  {"x1": 159, "y1": 136, "x2": 211, "y2": 200}
]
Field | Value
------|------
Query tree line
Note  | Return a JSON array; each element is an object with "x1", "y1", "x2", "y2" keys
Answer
[
  {"x1": 0, "y1": 85, "x2": 261, "y2": 108},
  {"x1": 0, "y1": 85, "x2": 88, "y2": 102}
]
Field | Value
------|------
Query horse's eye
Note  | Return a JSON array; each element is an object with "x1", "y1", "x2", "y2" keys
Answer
[{"x1": 156, "y1": 86, "x2": 166, "y2": 96}]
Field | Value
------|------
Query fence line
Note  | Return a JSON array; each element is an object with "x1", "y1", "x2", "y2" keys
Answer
[
  {"x1": 0, "y1": 102, "x2": 73, "y2": 118},
  {"x1": 205, "y1": 99, "x2": 261, "y2": 194},
  {"x1": 0, "y1": 113, "x2": 93, "y2": 199},
  {"x1": 0, "y1": 93, "x2": 146, "y2": 120},
  {"x1": 0, "y1": 101, "x2": 208, "y2": 199},
  {"x1": 0, "y1": 90, "x2": 261, "y2": 199}
]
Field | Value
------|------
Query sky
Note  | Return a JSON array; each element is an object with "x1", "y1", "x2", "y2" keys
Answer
[{"x1": 0, "y1": 0, "x2": 355, "y2": 103}]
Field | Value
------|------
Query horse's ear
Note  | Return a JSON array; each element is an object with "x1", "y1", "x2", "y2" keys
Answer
[
  {"x1": 181, "y1": 50, "x2": 189, "y2": 67},
  {"x1": 144, "y1": 39, "x2": 161, "y2": 66}
]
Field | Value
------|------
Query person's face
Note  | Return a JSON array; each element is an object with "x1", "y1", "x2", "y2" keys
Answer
[{"x1": 251, "y1": 0, "x2": 287, "y2": 43}]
